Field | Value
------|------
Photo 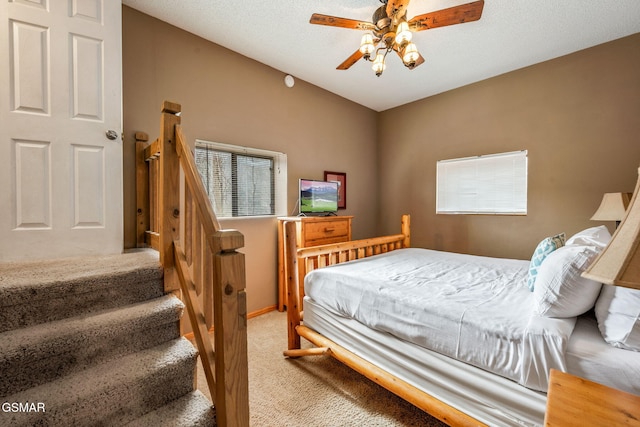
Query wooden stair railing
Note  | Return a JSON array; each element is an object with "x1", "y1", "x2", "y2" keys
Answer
[{"x1": 135, "y1": 101, "x2": 249, "y2": 426}]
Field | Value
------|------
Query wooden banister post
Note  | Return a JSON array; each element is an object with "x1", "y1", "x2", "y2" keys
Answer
[
  {"x1": 158, "y1": 101, "x2": 182, "y2": 292},
  {"x1": 213, "y1": 229, "x2": 250, "y2": 427},
  {"x1": 135, "y1": 131, "x2": 149, "y2": 248}
]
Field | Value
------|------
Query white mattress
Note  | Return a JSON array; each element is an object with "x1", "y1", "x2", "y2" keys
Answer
[
  {"x1": 304, "y1": 248, "x2": 576, "y2": 392},
  {"x1": 303, "y1": 298, "x2": 548, "y2": 427},
  {"x1": 565, "y1": 313, "x2": 640, "y2": 396},
  {"x1": 303, "y1": 301, "x2": 640, "y2": 427}
]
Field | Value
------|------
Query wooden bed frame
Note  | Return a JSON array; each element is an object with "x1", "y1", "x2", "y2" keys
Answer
[{"x1": 282, "y1": 214, "x2": 487, "y2": 427}]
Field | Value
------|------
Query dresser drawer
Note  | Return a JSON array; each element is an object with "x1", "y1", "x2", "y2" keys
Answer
[{"x1": 303, "y1": 219, "x2": 350, "y2": 244}]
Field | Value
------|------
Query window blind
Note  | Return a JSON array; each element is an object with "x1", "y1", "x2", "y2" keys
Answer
[{"x1": 436, "y1": 150, "x2": 528, "y2": 215}]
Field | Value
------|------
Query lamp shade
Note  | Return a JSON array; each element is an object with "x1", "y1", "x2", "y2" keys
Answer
[
  {"x1": 395, "y1": 21, "x2": 412, "y2": 45},
  {"x1": 372, "y1": 53, "x2": 386, "y2": 76},
  {"x1": 359, "y1": 34, "x2": 375, "y2": 56},
  {"x1": 402, "y1": 43, "x2": 419, "y2": 65},
  {"x1": 590, "y1": 192, "x2": 633, "y2": 221},
  {"x1": 582, "y1": 167, "x2": 640, "y2": 289}
]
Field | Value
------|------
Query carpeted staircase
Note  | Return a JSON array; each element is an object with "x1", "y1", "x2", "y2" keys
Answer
[{"x1": 0, "y1": 249, "x2": 215, "y2": 426}]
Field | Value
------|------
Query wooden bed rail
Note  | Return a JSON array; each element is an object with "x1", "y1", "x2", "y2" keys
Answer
[{"x1": 136, "y1": 101, "x2": 249, "y2": 426}]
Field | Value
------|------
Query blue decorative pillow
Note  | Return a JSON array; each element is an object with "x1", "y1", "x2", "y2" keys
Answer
[{"x1": 527, "y1": 233, "x2": 566, "y2": 291}]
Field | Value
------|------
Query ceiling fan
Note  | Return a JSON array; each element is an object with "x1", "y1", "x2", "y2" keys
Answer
[{"x1": 310, "y1": 0, "x2": 485, "y2": 76}]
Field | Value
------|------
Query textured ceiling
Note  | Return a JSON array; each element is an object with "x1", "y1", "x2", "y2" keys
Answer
[{"x1": 122, "y1": 0, "x2": 640, "y2": 112}]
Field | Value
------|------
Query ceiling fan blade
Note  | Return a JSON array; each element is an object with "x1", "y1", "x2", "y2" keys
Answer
[
  {"x1": 409, "y1": 0, "x2": 484, "y2": 32},
  {"x1": 310, "y1": 13, "x2": 376, "y2": 31},
  {"x1": 386, "y1": 0, "x2": 411, "y2": 20},
  {"x1": 337, "y1": 50, "x2": 365, "y2": 70}
]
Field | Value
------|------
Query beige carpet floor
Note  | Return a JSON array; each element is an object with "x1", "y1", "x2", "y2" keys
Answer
[{"x1": 196, "y1": 310, "x2": 447, "y2": 426}]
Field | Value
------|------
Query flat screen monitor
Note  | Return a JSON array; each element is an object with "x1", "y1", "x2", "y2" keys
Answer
[{"x1": 299, "y1": 179, "x2": 339, "y2": 215}]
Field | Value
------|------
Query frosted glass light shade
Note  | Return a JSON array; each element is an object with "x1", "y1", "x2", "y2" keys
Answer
[
  {"x1": 402, "y1": 43, "x2": 419, "y2": 65},
  {"x1": 395, "y1": 21, "x2": 412, "y2": 45},
  {"x1": 359, "y1": 34, "x2": 375, "y2": 55},
  {"x1": 583, "y1": 168, "x2": 640, "y2": 289},
  {"x1": 372, "y1": 53, "x2": 386, "y2": 76}
]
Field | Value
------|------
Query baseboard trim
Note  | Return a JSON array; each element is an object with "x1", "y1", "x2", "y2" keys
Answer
[
  {"x1": 183, "y1": 305, "x2": 277, "y2": 341},
  {"x1": 248, "y1": 305, "x2": 277, "y2": 319}
]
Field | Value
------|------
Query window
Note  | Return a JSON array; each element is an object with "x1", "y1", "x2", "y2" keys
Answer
[
  {"x1": 195, "y1": 140, "x2": 287, "y2": 218},
  {"x1": 436, "y1": 150, "x2": 527, "y2": 215}
]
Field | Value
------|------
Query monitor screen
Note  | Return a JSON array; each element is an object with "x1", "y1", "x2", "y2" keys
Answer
[{"x1": 299, "y1": 179, "x2": 339, "y2": 214}]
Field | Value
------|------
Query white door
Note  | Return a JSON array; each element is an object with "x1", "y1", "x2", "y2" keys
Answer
[{"x1": 0, "y1": 0, "x2": 122, "y2": 261}]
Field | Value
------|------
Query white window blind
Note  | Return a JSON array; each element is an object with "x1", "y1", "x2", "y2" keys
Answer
[
  {"x1": 436, "y1": 150, "x2": 527, "y2": 215},
  {"x1": 195, "y1": 140, "x2": 287, "y2": 218}
]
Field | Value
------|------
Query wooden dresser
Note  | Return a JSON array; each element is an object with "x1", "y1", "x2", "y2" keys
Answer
[{"x1": 277, "y1": 216, "x2": 353, "y2": 311}]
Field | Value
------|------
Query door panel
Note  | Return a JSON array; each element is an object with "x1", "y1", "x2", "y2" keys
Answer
[
  {"x1": 14, "y1": 139, "x2": 51, "y2": 229},
  {"x1": 71, "y1": 33, "x2": 103, "y2": 120},
  {"x1": 1, "y1": 0, "x2": 122, "y2": 261},
  {"x1": 73, "y1": 144, "x2": 105, "y2": 227}
]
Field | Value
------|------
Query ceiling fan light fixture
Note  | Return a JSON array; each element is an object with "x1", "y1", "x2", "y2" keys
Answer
[
  {"x1": 359, "y1": 34, "x2": 376, "y2": 58},
  {"x1": 402, "y1": 42, "x2": 419, "y2": 66},
  {"x1": 395, "y1": 21, "x2": 412, "y2": 45},
  {"x1": 309, "y1": 0, "x2": 485, "y2": 75},
  {"x1": 372, "y1": 52, "x2": 386, "y2": 76}
]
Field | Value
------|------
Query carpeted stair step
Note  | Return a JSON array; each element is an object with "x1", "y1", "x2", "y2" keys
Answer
[
  {"x1": 0, "y1": 294, "x2": 184, "y2": 397},
  {"x1": 124, "y1": 390, "x2": 215, "y2": 427},
  {"x1": 0, "y1": 249, "x2": 163, "y2": 333},
  {"x1": 2, "y1": 337, "x2": 199, "y2": 427}
]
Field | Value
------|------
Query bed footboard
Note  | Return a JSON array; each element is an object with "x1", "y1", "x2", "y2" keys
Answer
[
  {"x1": 281, "y1": 214, "x2": 488, "y2": 425},
  {"x1": 283, "y1": 214, "x2": 410, "y2": 351}
]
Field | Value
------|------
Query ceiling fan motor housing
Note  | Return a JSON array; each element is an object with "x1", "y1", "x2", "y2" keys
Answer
[{"x1": 373, "y1": 5, "x2": 388, "y2": 24}]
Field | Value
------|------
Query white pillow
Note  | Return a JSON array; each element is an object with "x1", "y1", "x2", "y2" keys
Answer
[
  {"x1": 565, "y1": 226, "x2": 611, "y2": 248},
  {"x1": 533, "y1": 245, "x2": 602, "y2": 318},
  {"x1": 595, "y1": 285, "x2": 640, "y2": 351}
]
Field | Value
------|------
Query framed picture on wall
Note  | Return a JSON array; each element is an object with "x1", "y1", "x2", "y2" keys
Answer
[{"x1": 324, "y1": 171, "x2": 346, "y2": 209}]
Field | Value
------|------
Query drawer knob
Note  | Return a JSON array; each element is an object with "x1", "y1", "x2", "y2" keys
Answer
[{"x1": 324, "y1": 228, "x2": 335, "y2": 233}]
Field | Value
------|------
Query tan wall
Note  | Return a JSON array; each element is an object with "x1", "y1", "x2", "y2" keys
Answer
[
  {"x1": 122, "y1": 7, "x2": 378, "y2": 314},
  {"x1": 378, "y1": 33, "x2": 640, "y2": 260}
]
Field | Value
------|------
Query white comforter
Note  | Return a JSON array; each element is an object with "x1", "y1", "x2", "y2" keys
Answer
[{"x1": 304, "y1": 248, "x2": 577, "y2": 391}]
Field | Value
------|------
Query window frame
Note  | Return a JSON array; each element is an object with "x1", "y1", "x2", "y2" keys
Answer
[
  {"x1": 436, "y1": 150, "x2": 528, "y2": 215},
  {"x1": 194, "y1": 140, "x2": 287, "y2": 219}
]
